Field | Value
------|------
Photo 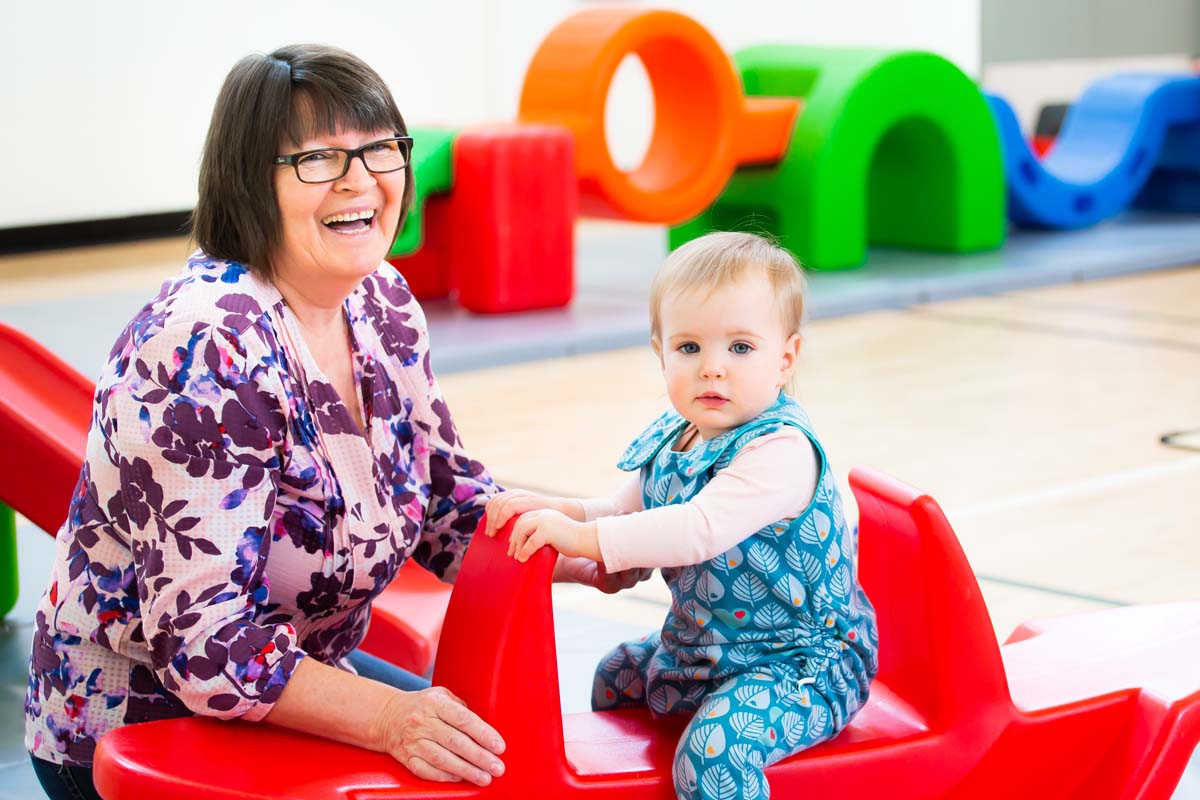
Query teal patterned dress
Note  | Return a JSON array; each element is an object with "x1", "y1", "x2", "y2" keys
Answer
[{"x1": 592, "y1": 393, "x2": 878, "y2": 800}]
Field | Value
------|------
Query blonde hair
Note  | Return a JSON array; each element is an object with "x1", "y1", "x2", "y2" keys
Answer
[{"x1": 650, "y1": 231, "x2": 808, "y2": 341}]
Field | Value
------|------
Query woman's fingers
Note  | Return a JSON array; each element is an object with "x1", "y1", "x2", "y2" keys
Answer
[
  {"x1": 434, "y1": 690, "x2": 506, "y2": 755},
  {"x1": 385, "y1": 688, "x2": 507, "y2": 786},
  {"x1": 410, "y1": 729, "x2": 494, "y2": 786},
  {"x1": 426, "y1": 719, "x2": 505, "y2": 782},
  {"x1": 423, "y1": 692, "x2": 505, "y2": 785},
  {"x1": 404, "y1": 754, "x2": 461, "y2": 783}
]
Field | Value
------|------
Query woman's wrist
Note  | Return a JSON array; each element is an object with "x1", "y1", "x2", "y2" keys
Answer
[
  {"x1": 367, "y1": 686, "x2": 407, "y2": 754},
  {"x1": 266, "y1": 657, "x2": 400, "y2": 753}
]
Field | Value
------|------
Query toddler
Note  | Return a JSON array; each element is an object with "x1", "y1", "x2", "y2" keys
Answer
[{"x1": 485, "y1": 231, "x2": 878, "y2": 800}]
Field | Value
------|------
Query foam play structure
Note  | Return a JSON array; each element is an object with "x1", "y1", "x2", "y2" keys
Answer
[
  {"x1": 669, "y1": 46, "x2": 1007, "y2": 270},
  {"x1": 987, "y1": 74, "x2": 1200, "y2": 229},
  {"x1": 0, "y1": 322, "x2": 449, "y2": 676},
  {"x1": 93, "y1": 468, "x2": 1200, "y2": 799},
  {"x1": 517, "y1": 7, "x2": 800, "y2": 224},
  {"x1": 386, "y1": 125, "x2": 576, "y2": 313},
  {"x1": 389, "y1": 127, "x2": 456, "y2": 260},
  {"x1": 380, "y1": 7, "x2": 1200, "y2": 310}
]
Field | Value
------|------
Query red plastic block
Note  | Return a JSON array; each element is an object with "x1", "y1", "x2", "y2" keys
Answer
[
  {"x1": 94, "y1": 470, "x2": 1200, "y2": 799},
  {"x1": 387, "y1": 194, "x2": 455, "y2": 301},
  {"x1": 449, "y1": 124, "x2": 576, "y2": 314}
]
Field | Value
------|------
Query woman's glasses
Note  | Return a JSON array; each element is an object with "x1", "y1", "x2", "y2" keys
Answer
[{"x1": 273, "y1": 136, "x2": 413, "y2": 184}]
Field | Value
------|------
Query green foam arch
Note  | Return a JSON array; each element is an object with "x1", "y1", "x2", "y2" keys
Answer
[
  {"x1": 671, "y1": 47, "x2": 1006, "y2": 270},
  {"x1": 0, "y1": 502, "x2": 17, "y2": 619},
  {"x1": 388, "y1": 127, "x2": 457, "y2": 258}
]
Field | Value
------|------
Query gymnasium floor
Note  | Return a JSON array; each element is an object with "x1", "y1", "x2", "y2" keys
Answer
[{"x1": 0, "y1": 218, "x2": 1197, "y2": 797}]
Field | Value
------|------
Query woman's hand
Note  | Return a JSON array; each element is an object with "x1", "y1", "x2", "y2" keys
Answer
[
  {"x1": 554, "y1": 555, "x2": 654, "y2": 594},
  {"x1": 484, "y1": 489, "x2": 583, "y2": 538},
  {"x1": 372, "y1": 685, "x2": 506, "y2": 786},
  {"x1": 506, "y1": 509, "x2": 600, "y2": 562}
]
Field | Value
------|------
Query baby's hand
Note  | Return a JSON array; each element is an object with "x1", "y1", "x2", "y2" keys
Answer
[
  {"x1": 507, "y1": 509, "x2": 597, "y2": 563},
  {"x1": 484, "y1": 490, "x2": 563, "y2": 538}
]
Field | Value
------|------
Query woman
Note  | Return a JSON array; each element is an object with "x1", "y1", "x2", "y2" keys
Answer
[{"x1": 24, "y1": 43, "x2": 639, "y2": 800}]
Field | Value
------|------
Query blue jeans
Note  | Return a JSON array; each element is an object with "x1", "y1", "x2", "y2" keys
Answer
[{"x1": 30, "y1": 649, "x2": 429, "y2": 799}]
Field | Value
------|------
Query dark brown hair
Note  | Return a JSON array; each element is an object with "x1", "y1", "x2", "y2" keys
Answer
[{"x1": 191, "y1": 44, "x2": 414, "y2": 278}]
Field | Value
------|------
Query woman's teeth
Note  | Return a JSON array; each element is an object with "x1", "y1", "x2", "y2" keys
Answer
[
  {"x1": 321, "y1": 209, "x2": 375, "y2": 225},
  {"x1": 321, "y1": 209, "x2": 376, "y2": 233}
]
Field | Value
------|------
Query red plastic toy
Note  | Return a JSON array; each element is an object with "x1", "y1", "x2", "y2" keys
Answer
[
  {"x1": 93, "y1": 467, "x2": 1200, "y2": 799},
  {"x1": 389, "y1": 193, "x2": 457, "y2": 301},
  {"x1": 452, "y1": 124, "x2": 576, "y2": 314},
  {"x1": 388, "y1": 124, "x2": 576, "y2": 313},
  {"x1": 0, "y1": 321, "x2": 449, "y2": 676}
]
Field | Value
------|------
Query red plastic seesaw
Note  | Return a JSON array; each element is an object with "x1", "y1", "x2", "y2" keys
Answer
[{"x1": 93, "y1": 467, "x2": 1200, "y2": 799}]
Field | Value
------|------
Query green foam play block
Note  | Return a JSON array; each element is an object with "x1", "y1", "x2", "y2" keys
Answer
[
  {"x1": 388, "y1": 127, "x2": 457, "y2": 258},
  {"x1": 671, "y1": 47, "x2": 1006, "y2": 270},
  {"x1": 0, "y1": 502, "x2": 17, "y2": 619}
]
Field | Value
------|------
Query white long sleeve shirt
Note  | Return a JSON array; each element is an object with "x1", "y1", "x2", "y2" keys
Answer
[{"x1": 581, "y1": 428, "x2": 819, "y2": 572}]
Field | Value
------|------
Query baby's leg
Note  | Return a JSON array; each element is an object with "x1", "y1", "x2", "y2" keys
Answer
[
  {"x1": 591, "y1": 631, "x2": 660, "y2": 710},
  {"x1": 671, "y1": 671, "x2": 837, "y2": 800}
]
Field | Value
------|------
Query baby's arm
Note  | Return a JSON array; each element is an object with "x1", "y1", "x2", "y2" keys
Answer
[
  {"x1": 485, "y1": 479, "x2": 644, "y2": 562},
  {"x1": 597, "y1": 429, "x2": 818, "y2": 572},
  {"x1": 579, "y1": 475, "x2": 644, "y2": 520}
]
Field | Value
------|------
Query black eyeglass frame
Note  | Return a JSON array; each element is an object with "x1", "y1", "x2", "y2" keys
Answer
[{"x1": 272, "y1": 135, "x2": 414, "y2": 184}]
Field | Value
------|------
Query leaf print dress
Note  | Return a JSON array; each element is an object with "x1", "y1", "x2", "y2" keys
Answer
[
  {"x1": 25, "y1": 253, "x2": 498, "y2": 766},
  {"x1": 591, "y1": 393, "x2": 879, "y2": 800}
]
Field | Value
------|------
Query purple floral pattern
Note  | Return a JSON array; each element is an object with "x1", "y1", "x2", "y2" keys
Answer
[{"x1": 25, "y1": 253, "x2": 498, "y2": 766}]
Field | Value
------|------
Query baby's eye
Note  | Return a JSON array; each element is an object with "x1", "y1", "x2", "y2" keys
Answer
[
  {"x1": 678, "y1": 342, "x2": 700, "y2": 354},
  {"x1": 730, "y1": 342, "x2": 753, "y2": 355}
]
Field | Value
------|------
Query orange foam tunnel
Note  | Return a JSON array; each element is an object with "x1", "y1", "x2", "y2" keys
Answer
[{"x1": 518, "y1": 7, "x2": 800, "y2": 224}]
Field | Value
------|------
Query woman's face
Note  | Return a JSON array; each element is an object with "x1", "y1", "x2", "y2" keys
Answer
[{"x1": 271, "y1": 126, "x2": 407, "y2": 291}]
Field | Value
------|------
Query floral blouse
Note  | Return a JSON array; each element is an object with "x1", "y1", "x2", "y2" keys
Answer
[{"x1": 25, "y1": 253, "x2": 498, "y2": 766}]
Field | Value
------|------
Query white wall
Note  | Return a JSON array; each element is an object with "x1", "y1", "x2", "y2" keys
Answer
[{"x1": 0, "y1": 0, "x2": 979, "y2": 228}]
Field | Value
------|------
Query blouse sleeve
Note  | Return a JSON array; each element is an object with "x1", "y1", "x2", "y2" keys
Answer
[
  {"x1": 411, "y1": 372, "x2": 498, "y2": 583},
  {"x1": 111, "y1": 322, "x2": 304, "y2": 721},
  {"x1": 381, "y1": 283, "x2": 500, "y2": 584},
  {"x1": 596, "y1": 430, "x2": 819, "y2": 572}
]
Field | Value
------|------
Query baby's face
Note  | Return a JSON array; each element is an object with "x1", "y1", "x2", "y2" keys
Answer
[{"x1": 654, "y1": 273, "x2": 800, "y2": 440}]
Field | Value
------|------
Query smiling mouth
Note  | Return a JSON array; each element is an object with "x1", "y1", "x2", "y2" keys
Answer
[{"x1": 321, "y1": 208, "x2": 376, "y2": 235}]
